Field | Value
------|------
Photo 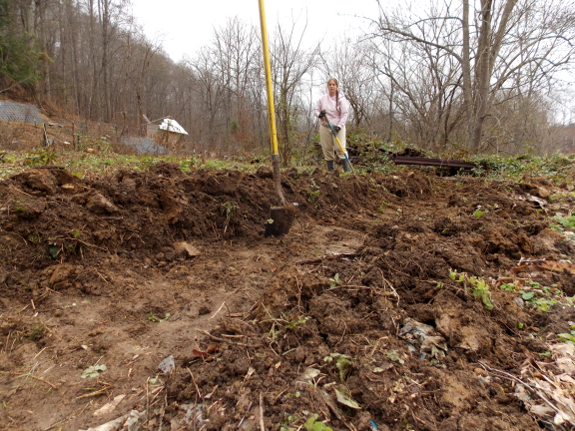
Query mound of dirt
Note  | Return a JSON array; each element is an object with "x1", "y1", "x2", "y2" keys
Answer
[{"x1": 1, "y1": 163, "x2": 574, "y2": 430}]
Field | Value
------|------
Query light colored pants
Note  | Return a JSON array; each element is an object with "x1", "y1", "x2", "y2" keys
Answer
[{"x1": 319, "y1": 125, "x2": 346, "y2": 161}]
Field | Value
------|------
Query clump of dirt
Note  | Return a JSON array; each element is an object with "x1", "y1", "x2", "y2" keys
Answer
[{"x1": 0, "y1": 163, "x2": 574, "y2": 430}]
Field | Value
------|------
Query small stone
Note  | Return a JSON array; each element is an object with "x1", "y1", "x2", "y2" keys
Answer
[{"x1": 513, "y1": 297, "x2": 525, "y2": 308}]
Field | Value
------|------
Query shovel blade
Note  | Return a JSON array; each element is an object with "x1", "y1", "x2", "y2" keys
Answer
[{"x1": 264, "y1": 206, "x2": 293, "y2": 237}]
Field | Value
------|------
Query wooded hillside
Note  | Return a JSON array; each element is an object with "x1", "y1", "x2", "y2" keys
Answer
[{"x1": 1, "y1": 0, "x2": 575, "y2": 158}]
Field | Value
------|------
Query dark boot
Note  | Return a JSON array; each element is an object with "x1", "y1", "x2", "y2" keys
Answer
[
  {"x1": 326, "y1": 160, "x2": 334, "y2": 172},
  {"x1": 342, "y1": 159, "x2": 352, "y2": 173}
]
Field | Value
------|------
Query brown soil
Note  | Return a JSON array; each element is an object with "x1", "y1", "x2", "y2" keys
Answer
[{"x1": 0, "y1": 163, "x2": 574, "y2": 431}]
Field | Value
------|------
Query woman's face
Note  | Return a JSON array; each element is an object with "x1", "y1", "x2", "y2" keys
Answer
[{"x1": 328, "y1": 80, "x2": 338, "y2": 96}]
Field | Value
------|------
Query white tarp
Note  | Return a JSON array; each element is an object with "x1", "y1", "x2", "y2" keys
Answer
[{"x1": 158, "y1": 118, "x2": 188, "y2": 135}]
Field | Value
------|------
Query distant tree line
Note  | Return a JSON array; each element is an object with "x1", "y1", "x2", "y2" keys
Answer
[{"x1": 1, "y1": 0, "x2": 575, "y2": 158}]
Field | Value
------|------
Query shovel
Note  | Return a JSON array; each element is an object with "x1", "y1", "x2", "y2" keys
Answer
[{"x1": 258, "y1": 0, "x2": 293, "y2": 237}]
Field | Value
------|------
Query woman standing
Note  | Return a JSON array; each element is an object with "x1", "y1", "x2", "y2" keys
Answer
[{"x1": 314, "y1": 78, "x2": 351, "y2": 172}]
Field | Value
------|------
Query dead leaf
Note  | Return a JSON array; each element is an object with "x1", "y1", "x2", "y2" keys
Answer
[
  {"x1": 93, "y1": 394, "x2": 126, "y2": 416},
  {"x1": 192, "y1": 349, "x2": 209, "y2": 359},
  {"x1": 334, "y1": 385, "x2": 361, "y2": 410}
]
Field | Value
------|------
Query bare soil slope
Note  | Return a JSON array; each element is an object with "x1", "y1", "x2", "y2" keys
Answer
[{"x1": 1, "y1": 163, "x2": 575, "y2": 431}]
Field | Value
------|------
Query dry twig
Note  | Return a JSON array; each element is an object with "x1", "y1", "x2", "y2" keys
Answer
[
  {"x1": 195, "y1": 328, "x2": 251, "y2": 347},
  {"x1": 259, "y1": 392, "x2": 265, "y2": 431}
]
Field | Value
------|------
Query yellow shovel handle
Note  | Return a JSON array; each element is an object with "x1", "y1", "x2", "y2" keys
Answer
[{"x1": 257, "y1": 0, "x2": 279, "y2": 157}]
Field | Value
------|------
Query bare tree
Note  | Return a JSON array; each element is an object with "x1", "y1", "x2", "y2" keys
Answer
[
  {"x1": 368, "y1": 0, "x2": 575, "y2": 151},
  {"x1": 206, "y1": 17, "x2": 261, "y2": 152},
  {"x1": 186, "y1": 47, "x2": 228, "y2": 150},
  {"x1": 319, "y1": 36, "x2": 389, "y2": 139},
  {"x1": 270, "y1": 17, "x2": 319, "y2": 164}
]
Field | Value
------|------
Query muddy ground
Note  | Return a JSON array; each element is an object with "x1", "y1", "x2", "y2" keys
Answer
[{"x1": 1, "y1": 162, "x2": 575, "y2": 431}]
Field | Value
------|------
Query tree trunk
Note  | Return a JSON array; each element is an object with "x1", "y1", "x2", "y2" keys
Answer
[
  {"x1": 468, "y1": 0, "x2": 518, "y2": 150},
  {"x1": 100, "y1": 0, "x2": 110, "y2": 122},
  {"x1": 462, "y1": 0, "x2": 473, "y2": 147}
]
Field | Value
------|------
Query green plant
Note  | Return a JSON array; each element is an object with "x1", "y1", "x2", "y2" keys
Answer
[
  {"x1": 180, "y1": 159, "x2": 196, "y2": 172},
  {"x1": 518, "y1": 282, "x2": 560, "y2": 312},
  {"x1": 221, "y1": 202, "x2": 238, "y2": 233},
  {"x1": 279, "y1": 414, "x2": 300, "y2": 431},
  {"x1": 500, "y1": 282, "x2": 516, "y2": 291},
  {"x1": 267, "y1": 314, "x2": 310, "y2": 340},
  {"x1": 449, "y1": 269, "x2": 465, "y2": 282},
  {"x1": 328, "y1": 273, "x2": 341, "y2": 289},
  {"x1": 26, "y1": 231, "x2": 40, "y2": 243},
  {"x1": 450, "y1": 270, "x2": 493, "y2": 310},
  {"x1": 551, "y1": 213, "x2": 575, "y2": 234},
  {"x1": 469, "y1": 277, "x2": 494, "y2": 310},
  {"x1": 323, "y1": 353, "x2": 352, "y2": 381},
  {"x1": 377, "y1": 201, "x2": 390, "y2": 213},
  {"x1": 24, "y1": 149, "x2": 57, "y2": 166},
  {"x1": 283, "y1": 314, "x2": 310, "y2": 332},
  {"x1": 303, "y1": 414, "x2": 333, "y2": 431},
  {"x1": 81, "y1": 364, "x2": 107, "y2": 379},
  {"x1": 307, "y1": 189, "x2": 320, "y2": 203},
  {"x1": 27, "y1": 325, "x2": 46, "y2": 341},
  {"x1": 557, "y1": 326, "x2": 575, "y2": 344},
  {"x1": 519, "y1": 289, "x2": 558, "y2": 312},
  {"x1": 201, "y1": 159, "x2": 235, "y2": 170},
  {"x1": 385, "y1": 349, "x2": 405, "y2": 365},
  {"x1": 147, "y1": 312, "x2": 171, "y2": 322},
  {"x1": 474, "y1": 209, "x2": 486, "y2": 218},
  {"x1": 12, "y1": 199, "x2": 28, "y2": 213}
]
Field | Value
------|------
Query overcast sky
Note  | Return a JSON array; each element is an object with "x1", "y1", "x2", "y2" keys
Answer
[{"x1": 130, "y1": 0, "x2": 382, "y2": 62}]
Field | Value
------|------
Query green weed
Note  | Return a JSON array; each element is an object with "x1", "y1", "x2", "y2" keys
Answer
[
  {"x1": 267, "y1": 314, "x2": 310, "y2": 340},
  {"x1": 221, "y1": 202, "x2": 238, "y2": 233},
  {"x1": 552, "y1": 214, "x2": 575, "y2": 232},
  {"x1": 519, "y1": 282, "x2": 560, "y2": 312},
  {"x1": 450, "y1": 269, "x2": 493, "y2": 310},
  {"x1": 557, "y1": 326, "x2": 575, "y2": 344},
  {"x1": 147, "y1": 312, "x2": 171, "y2": 322},
  {"x1": 385, "y1": 349, "x2": 405, "y2": 365},
  {"x1": 328, "y1": 273, "x2": 342, "y2": 289},
  {"x1": 303, "y1": 414, "x2": 333, "y2": 431},
  {"x1": 283, "y1": 314, "x2": 310, "y2": 332},
  {"x1": 27, "y1": 325, "x2": 46, "y2": 341},
  {"x1": 81, "y1": 364, "x2": 107, "y2": 379},
  {"x1": 323, "y1": 352, "x2": 352, "y2": 381},
  {"x1": 500, "y1": 282, "x2": 516, "y2": 291},
  {"x1": 307, "y1": 189, "x2": 320, "y2": 203},
  {"x1": 24, "y1": 149, "x2": 56, "y2": 166}
]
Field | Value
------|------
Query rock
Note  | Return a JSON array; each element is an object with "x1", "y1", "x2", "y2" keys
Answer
[
  {"x1": 174, "y1": 241, "x2": 201, "y2": 258},
  {"x1": 536, "y1": 186, "x2": 550, "y2": 198},
  {"x1": 60, "y1": 183, "x2": 76, "y2": 194},
  {"x1": 86, "y1": 192, "x2": 118, "y2": 214},
  {"x1": 513, "y1": 297, "x2": 525, "y2": 308}
]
